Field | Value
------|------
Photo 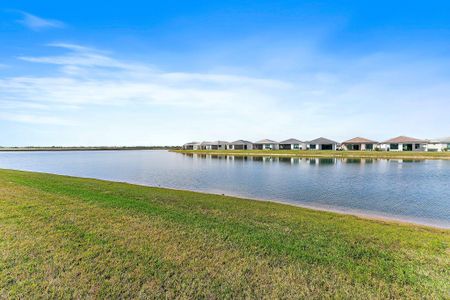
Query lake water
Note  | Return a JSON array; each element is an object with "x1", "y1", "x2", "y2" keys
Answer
[{"x1": 0, "y1": 150, "x2": 449, "y2": 228}]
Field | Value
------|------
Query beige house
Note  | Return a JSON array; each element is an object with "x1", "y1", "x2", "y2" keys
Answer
[
  {"x1": 380, "y1": 136, "x2": 427, "y2": 151},
  {"x1": 341, "y1": 137, "x2": 378, "y2": 151}
]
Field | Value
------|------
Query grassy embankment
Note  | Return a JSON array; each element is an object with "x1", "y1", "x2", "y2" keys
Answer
[
  {"x1": 0, "y1": 169, "x2": 449, "y2": 298},
  {"x1": 173, "y1": 149, "x2": 450, "y2": 159}
]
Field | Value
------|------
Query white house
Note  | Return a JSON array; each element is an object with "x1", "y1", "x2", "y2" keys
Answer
[
  {"x1": 227, "y1": 140, "x2": 253, "y2": 150},
  {"x1": 426, "y1": 137, "x2": 450, "y2": 152},
  {"x1": 182, "y1": 142, "x2": 201, "y2": 150},
  {"x1": 253, "y1": 139, "x2": 279, "y2": 150},
  {"x1": 200, "y1": 141, "x2": 229, "y2": 150},
  {"x1": 380, "y1": 136, "x2": 427, "y2": 151},
  {"x1": 307, "y1": 137, "x2": 338, "y2": 150},
  {"x1": 341, "y1": 137, "x2": 378, "y2": 151},
  {"x1": 279, "y1": 138, "x2": 305, "y2": 150}
]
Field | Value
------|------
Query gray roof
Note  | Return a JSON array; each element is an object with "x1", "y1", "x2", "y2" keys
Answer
[
  {"x1": 201, "y1": 140, "x2": 229, "y2": 145},
  {"x1": 183, "y1": 141, "x2": 200, "y2": 145},
  {"x1": 428, "y1": 137, "x2": 450, "y2": 143},
  {"x1": 254, "y1": 139, "x2": 278, "y2": 144},
  {"x1": 279, "y1": 138, "x2": 303, "y2": 144},
  {"x1": 229, "y1": 140, "x2": 253, "y2": 145},
  {"x1": 308, "y1": 137, "x2": 338, "y2": 144}
]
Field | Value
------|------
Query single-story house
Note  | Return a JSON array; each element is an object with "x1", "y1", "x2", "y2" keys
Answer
[
  {"x1": 226, "y1": 140, "x2": 254, "y2": 150},
  {"x1": 380, "y1": 136, "x2": 427, "y2": 151},
  {"x1": 307, "y1": 137, "x2": 338, "y2": 150},
  {"x1": 341, "y1": 137, "x2": 378, "y2": 151},
  {"x1": 200, "y1": 141, "x2": 229, "y2": 150},
  {"x1": 253, "y1": 139, "x2": 279, "y2": 150},
  {"x1": 426, "y1": 137, "x2": 450, "y2": 152},
  {"x1": 279, "y1": 138, "x2": 305, "y2": 150},
  {"x1": 182, "y1": 142, "x2": 201, "y2": 150}
]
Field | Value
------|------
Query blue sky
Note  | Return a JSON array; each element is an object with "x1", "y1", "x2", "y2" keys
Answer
[{"x1": 1, "y1": 1, "x2": 449, "y2": 146}]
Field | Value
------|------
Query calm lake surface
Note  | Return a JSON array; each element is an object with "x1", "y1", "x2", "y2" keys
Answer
[{"x1": 0, "y1": 150, "x2": 449, "y2": 228}]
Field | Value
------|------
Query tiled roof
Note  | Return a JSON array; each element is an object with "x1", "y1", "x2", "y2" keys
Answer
[
  {"x1": 279, "y1": 138, "x2": 303, "y2": 144},
  {"x1": 308, "y1": 137, "x2": 338, "y2": 144},
  {"x1": 342, "y1": 137, "x2": 378, "y2": 144},
  {"x1": 382, "y1": 136, "x2": 426, "y2": 144},
  {"x1": 254, "y1": 139, "x2": 278, "y2": 144},
  {"x1": 229, "y1": 140, "x2": 253, "y2": 145}
]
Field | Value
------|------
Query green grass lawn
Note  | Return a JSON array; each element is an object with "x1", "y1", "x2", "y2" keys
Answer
[
  {"x1": 173, "y1": 149, "x2": 450, "y2": 159},
  {"x1": 0, "y1": 169, "x2": 449, "y2": 298}
]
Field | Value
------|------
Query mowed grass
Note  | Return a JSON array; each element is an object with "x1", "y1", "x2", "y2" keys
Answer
[
  {"x1": 0, "y1": 169, "x2": 449, "y2": 299},
  {"x1": 173, "y1": 149, "x2": 450, "y2": 160}
]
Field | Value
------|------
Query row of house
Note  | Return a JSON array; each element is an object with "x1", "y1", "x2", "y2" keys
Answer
[{"x1": 183, "y1": 136, "x2": 450, "y2": 152}]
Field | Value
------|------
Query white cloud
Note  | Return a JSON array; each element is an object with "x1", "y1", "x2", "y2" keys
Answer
[
  {"x1": 1, "y1": 44, "x2": 295, "y2": 135},
  {"x1": 16, "y1": 11, "x2": 64, "y2": 31},
  {"x1": 1, "y1": 42, "x2": 450, "y2": 146}
]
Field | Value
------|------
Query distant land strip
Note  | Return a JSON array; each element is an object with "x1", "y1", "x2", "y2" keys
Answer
[
  {"x1": 0, "y1": 146, "x2": 180, "y2": 152},
  {"x1": 172, "y1": 149, "x2": 450, "y2": 160}
]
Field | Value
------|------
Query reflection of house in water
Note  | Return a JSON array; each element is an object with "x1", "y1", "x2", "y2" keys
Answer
[
  {"x1": 278, "y1": 157, "x2": 302, "y2": 164},
  {"x1": 209, "y1": 154, "x2": 227, "y2": 160},
  {"x1": 342, "y1": 158, "x2": 374, "y2": 165},
  {"x1": 278, "y1": 157, "x2": 292, "y2": 164},
  {"x1": 345, "y1": 158, "x2": 362, "y2": 164},
  {"x1": 262, "y1": 156, "x2": 274, "y2": 163},
  {"x1": 307, "y1": 158, "x2": 336, "y2": 165}
]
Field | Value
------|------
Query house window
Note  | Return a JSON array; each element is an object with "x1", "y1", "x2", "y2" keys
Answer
[
  {"x1": 415, "y1": 144, "x2": 420, "y2": 149},
  {"x1": 366, "y1": 144, "x2": 373, "y2": 150},
  {"x1": 293, "y1": 144, "x2": 299, "y2": 149},
  {"x1": 390, "y1": 144, "x2": 399, "y2": 150},
  {"x1": 309, "y1": 144, "x2": 316, "y2": 150}
]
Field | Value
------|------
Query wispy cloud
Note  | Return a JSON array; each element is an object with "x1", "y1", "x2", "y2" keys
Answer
[
  {"x1": 16, "y1": 11, "x2": 64, "y2": 31},
  {"x1": 2, "y1": 42, "x2": 450, "y2": 145},
  {"x1": 1, "y1": 43, "x2": 294, "y2": 132}
]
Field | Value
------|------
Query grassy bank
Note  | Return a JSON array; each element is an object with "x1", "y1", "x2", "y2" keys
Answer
[
  {"x1": 173, "y1": 149, "x2": 450, "y2": 160},
  {"x1": 0, "y1": 169, "x2": 448, "y2": 298}
]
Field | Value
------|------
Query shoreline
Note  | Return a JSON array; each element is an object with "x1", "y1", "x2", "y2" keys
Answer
[
  {"x1": 147, "y1": 186, "x2": 450, "y2": 230},
  {"x1": 0, "y1": 147, "x2": 177, "y2": 152},
  {"x1": 173, "y1": 149, "x2": 450, "y2": 160},
  {"x1": 1, "y1": 167, "x2": 448, "y2": 230}
]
